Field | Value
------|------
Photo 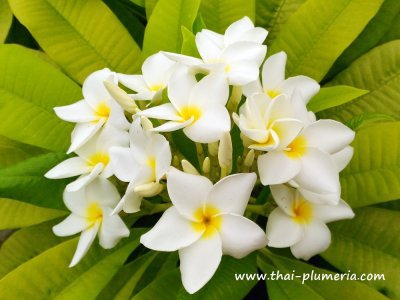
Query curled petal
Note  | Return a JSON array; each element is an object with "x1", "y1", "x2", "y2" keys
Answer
[
  {"x1": 262, "y1": 51, "x2": 286, "y2": 91},
  {"x1": 53, "y1": 214, "x2": 88, "y2": 237},
  {"x1": 99, "y1": 207, "x2": 130, "y2": 249},
  {"x1": 68, "y1": 120, "x2": 105, "y2": 154},
  {"x1": 45, "y1": 157, "x2": 91, "y2": 179},
  {"x1": 69, "y1": 222, "x2": 100, "y2": 267},
  {"x1": 313, "y1": 200, "x2": 354, "y2": 223},
  {"x1": 54, "y1": 100, "x2": 97, "y2": 123},
  {"x1": 65, "y1": 163, "x2": 104, "y2": 192}
]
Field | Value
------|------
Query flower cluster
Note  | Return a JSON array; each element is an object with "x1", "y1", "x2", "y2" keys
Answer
[{"x1": 46, "y1": 17, "x2": 355, "y2": 294}]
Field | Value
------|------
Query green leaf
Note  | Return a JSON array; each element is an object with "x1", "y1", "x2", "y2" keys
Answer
[
  {"x1": 0, "y1": 136, "x2": 46, "y2": 168},
  {"x1": 0, "y1": 0, "x2": 13, "y2": 42},
  {"x1": 0, "y1": 198, "x2": 66, "y2": 230},
  {"x1": 320, "y1": 41, "x2": 400, "y2": 122},
  {"x1": 322, "y1": 207, "x2": 400, "y2": 299},
  {"x1": 171, "y1": 130, "x2": 199, "y2": 170},
  {"x1": 324, "y1": 0, "x2": 400, "y2": 81},
  {"x1": 181, "y1": 26, "x2": 200, "y2": 57},
  {"x1": 255, "y1": 0, "x2": 306, "y2": 45},
  {"x1": 0, "y1": 152, "x2": 71, "y2": 210},
  {"x1": 133, "y1": 255, "x2": 257, "y2": 299},
  {"x1": 378, "y1": 10, "x2": 400, "y2": 45},
  {"x1": 0, "y1": 219, "x2": 66, "y2": 278},
  {"x1": 307, "y1": 86, "x2": 368, "y2": 113},
  {"x1": 199, "y1": 0, "x2": 255, "y2": 34},
  {"x1": 9, "y1": 0, "x2": 142, "y2": 83},
  {"x1": 340, "y1": 121, "x2": 400, "y2": 207},
  {"x1": 0, "y1": 44, "x2": 81, "y2": 152},
  {"x1": 0, "y1": 229, "x2": 144, "y2": 299},
  {"x1": 144, "y1": 0, "x2": 158, "y2": 19},
  {"x1": 143, "y1": 0, "x2": 200, "y2": 56},
  {"x1": 258, "y1": 249, "x2": 388, "y2": 300},
  {"x1": 345, "y1": 112, "x2": 395, "y2": 131},
  {"x1": 130, "y1": 0, "x2": 145, "y2": 7},
  {"x1": 269, "y1": 0, "x2": 384, "y2": 82}
]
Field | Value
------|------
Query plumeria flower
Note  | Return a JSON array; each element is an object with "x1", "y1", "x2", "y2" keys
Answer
[
  {"x1": 110, "y1": 117, "x2": 171, "y2": 213},
  {"x1": 54, "y1": 68, "x2": 130, "y2": 153},
  {"x1": 141, "y1": 168, "x2": 267, "y2": 294},
  {"x1": 164, "y1": 17, "x2": 267, "y2": 86},
  {"x1": 266, "y1": 184, "x2": 354, "y2": 260},
  {"x1": 45, "y1": 126, "x2": 129, "y2": 192},
  {"x1": 118, "y1": 52, "x2": 176, "y2": 102},
  {"x1": 53, "y1": 178, "x2": 130, "y2": 267},
  {"x1": 233, "y1": 92, "x2": 304, "y2": 151},
  {"x1": 258, "y1": 120, "x2": 355, "y2": 204},
  {"x1": 243, "y1": 51, "x2": 320, "y2": 102},
  {"x1": 139, "y1": 67, "x2": 230, "y2": 143}
]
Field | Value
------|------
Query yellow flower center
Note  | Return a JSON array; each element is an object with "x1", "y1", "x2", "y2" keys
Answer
[
  {"x1": 179, "y1": 106, "x2": 202, "y2": 123},
  {"x1": 88, "y1": 152, "x2": 110, "y2": 167},
  {"x1": 149, "y1": 84, "x2": 164, "y2": 92},
  {"x1": 292, "y1": 198, "x2": 313, "y2": 223},
  {"x1": 86, "y1": 202, "x2": 103, "y2": 225},
  {"x1": 147, "y1": 156, "x2": 157, "y2": 181},
  {"x1": 95, "y1": 101, "x2": 111, "y2": 119},
  {"x1": 266, "y1": 89, "x2": 280, "y2": 99},
  {"x1": 284, "y1": 136, "x2": 307, "y2": 159},
  {"x1": 192, "y1": 204, "x2": 222, "y2": 238},
  {"x1": 224, "y1": 64, "x2": 231, "y2": 73}
]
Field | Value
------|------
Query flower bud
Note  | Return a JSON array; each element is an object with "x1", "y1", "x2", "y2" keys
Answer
[
  {"x1": 141, "y1": 116, "x2": 153, "y2": 130},
  {"x1": 208, "y1": 142, "x2": 219, "y2": 157},
  {"x1": 181, "y1": 160, "x2": 200, "y2": 175},
  {"x1": 104, "y1": 80, "x2": 139, "y2": 114},
  {"x1": 218, "y1": 131, "x2": 232, "y2": 175},
  {"x1": 244, "y1": 149, "x2": 255, "y2": 168},
  {"x1": 134, "y1": 182, "x2": 163, "y2": 197},
  {"x1": 202, "y1": 157, "x2": 210, "y2": 174}
]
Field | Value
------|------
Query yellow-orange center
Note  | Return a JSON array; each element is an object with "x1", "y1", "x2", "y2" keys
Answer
[
  {"x1": 292, "y1": 198, "x2": 313, "y2": 223},
  {"x1": 147, "y1": 156, "x2": 157, "y2": 182},
  {"x1": 179, "y1": 106, "x2": 202, "y2": 123},
  {"x1": 284, "y1": 136, "x2": 307, "y2": 159},
  {"x1": 266, "y1": 89, "x2": 280, "y2": 99},
  {"x1": 192, "y1": 205, "x2": 222, "y2": 238},
  {"x1": 95, "y1": 102, "x2": 111, "y2": 119},
  {"x1": 88, "y1": 152, "x2": 110, "y2": 167},
  {"x1": 86, "y1": 202, "x2": 103, "y2": 225},
  {"x1": 149, "y1": 84, "x2": 164, "y2": 92}
]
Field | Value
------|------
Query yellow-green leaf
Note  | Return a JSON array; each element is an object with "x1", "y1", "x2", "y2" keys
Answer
[
  {"x1": 0, "y1": 0, "x2": 13, "y2": 42},
  {"x1": 0, "y1": 136, "x2": 46, "y2": 168}
]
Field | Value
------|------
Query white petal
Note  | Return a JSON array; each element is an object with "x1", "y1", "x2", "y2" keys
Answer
[
  {"x1": 237, "y1": 27, "x2": 268, "y2": 44},
  {"x1": 290, "y1": 221, "x2": 331, "y2": 260},
  {"x1": 68, "y1": 120, "x2": 105, "y2": 154},
  {"x1": 302, "y1": 120, "x2": 355, "y2": 154},
  {"x1": 167, "y1": 168, "x2": 213, "y2": 221},
  {"x1": 240, "y1": 127, "x2": 269, "y2": 144},
  {"x1": 295, "y1": 148, "x2": 340, "y2": 194},
  {"x1": 162, "y1": 51, "x2": 204, "y2": 66},
  {"x1": 131, "y1": 91, "x2": 156, "y2": 101},
  {"x1": 168, "y1": 66, "x2": 197, "y2": 110},
  {"x1": 270, "y1": 184, "x2": 296, "y2": 216},
  {"x1": 262, "y1": 52, "x2": 286, "y2": 91},
  {"x1": 331, "y1": 146, "x2": 354, "y2": 172},
  {"x1": 313, "y1": 200, "x2": 354, "y2": 223},
  {"x1": 219, "y1": 214, "x2": 267, "y2": 258},
  {"x1": 65, "y1": 163, "x2": 103, "y2": 192},
  {"x1": 154, "y1": 139, "x2": 172, "y2": 181},
  {"x1": 281, "y1": 76, "x2": 320, "y2": 104},
  {"x1": 271, "y1": 119, "x2": 303, "y2": 149},
  {"x1": 45, "y1": 157, "x2": 91, "y2": 179},
  {"x1": 69, "y1": 222, "x2": 100, "y2": 267},
  {"x1": 121, "y1": 183, "x2": 143, "y2": 213},
  {"x1": 140, "y1": 207, "x2": 203, "y2": 251},
  {"x1": 107, "y1": 99, "x2": 130, "y2": 130},
  {"x1": 53, "y1": 214, "x2": 88, "y2": 237},
  {"x1": 190, "y1": 71, "x2": 229, "y2": 107},
  {"x1": 117, "y1": 74, "x2": 149, "y2": 93},
  {"x1": 63, "y1": 188, "x2": 88, "y2": 216},
  {"x1": 297, "y1": 186, "x2": 340, "y2": 206},
  {"x1": 183, "y1": 105, "x2": 230, "y2": 143},
  {"x1": 142, "y1": 52, "x2": 175, "y2": 88},
  {"x1": 98, "y1": 207, "x2": 130, "y2": 249},
  {"x1": 224, "y1": 16, "x2": 254, "y2": 46},
  {"x1": 222, "y1": 42, "x2": 266, "y2": 66},
  {"x1": 266, "y1": 208, "x2": 303, "y2": 247},
  {"x1": 242, "y1": 79, "x2": 263, "y2": 97},
  {"x1": 196, "y1": 29, "x2": 224, "y2": 62},
  {"x1": 139, "y1": 103, "x2": 181, "y2": 121},
  {"x1": 258, "y1": 151, "x2": 302, "y2": 185},
  {"x1": 267, "y1": 94, "x2": 295, "y2": 122},
  {"x1": 227, "y1": 60, "x2": 260, "y2": 86},
  {"x1": 86, "y1": 178, "x2": 120, "y2": 207},
  {"x1": 54, "y1": 100, "x2": 97, "y2": 123},
  {"x1": 109, "y1": 147, "x2": 139, "y2": 182},
  {"x1": 207, "y1": 173, "x2": 256, "y2": 215},
  {"x1": 179, "y1": 233, "x2": 222, "y2": 294},
  {"x1": 152, "y1": 118, "x2": 193, "y2": 132},
  {"x1": 83, "y1": 68, "x2": 115, "y2": 109}
]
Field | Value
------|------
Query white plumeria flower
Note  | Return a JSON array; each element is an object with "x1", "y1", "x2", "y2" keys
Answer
[
  {"x1": 54, "y1": 68, "x2": 130, "y2": 153},
  {"x1": 117, "y1": 52, "x2": 176, "y2": 101},
  {"x1": 45, "y1": 126, "x2": 129, "y2": 192},
  {"x1": 141, "y1": 168, "x2": 267, "y2": 294},
  {"x1": 139, "y1": 67, "x2": 230, "y2": 143},
  {"x1": 258, "y1": 120, "x2": 355, "y2": 204},
  {"x1": 53, "y1": 178, "x2": 130, "y2": 267},
  {"x1": 110, "y1": 118, "x2": 171, "y2": 213},
  {"x1": 164, "y1": 17, "x2": 267, "y2": 86},
  {"x1": 243, "y1": 51, "x2": 320, "y2": 102},
  {"x1": 266, "y1": 184, "x2": 354, "y2": 260},
  {"x1": 233, "y1": 92, "x2": 304, "y2": 152}
]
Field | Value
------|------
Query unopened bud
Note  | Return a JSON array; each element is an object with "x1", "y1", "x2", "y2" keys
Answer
[
  {"x1": 218, "y1": 131, "x2": 232, "y2": 175},
  {"x1": 173, "y1": 155, "x2": 180, "y2": 167},
  {"x1": 202, "y1": 157, "x2": 210, "y2": 174},
  {"x1": 141, "y1": 116, "x2": 153, "y2": 130},
  {"x1": 244, "y1": 149, "x2": 255, "y2": 168},
  {"x1": 134, "y1": 182, "x2": 163, "y2": 197},
  {"x1": 104, "y1": 80, "x2": 139, "y2": 114},
  {"x1": 208, "y1": 142, "x2": 219, "y2": 157},
  {"x1": 181, "y1": 159, "x2": 200, "y2": 175}
]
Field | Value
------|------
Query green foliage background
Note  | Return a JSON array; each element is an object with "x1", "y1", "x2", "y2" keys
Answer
[{"x1": 0, "y1": 0, "x2": 399, "y2": 299}]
